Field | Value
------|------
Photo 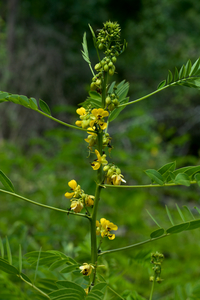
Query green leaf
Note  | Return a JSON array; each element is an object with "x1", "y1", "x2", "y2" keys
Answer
[
  {"x1": 0, "y1": 258, "x2": 19, "y2": 274},
  {"x1": 184, "y1": 166, "x2": 200, "y2": 178},
  {"x1": 146, "y1": 210, "x2": 161, "y2": 227},
  {"x1": 49, "y1": 288, "x2": 84, "y2": 299},
  {"x1": 86, "y1": 292, "x2": 101, "y2": 300},
  {"x1": 176, "y1": 204, "x2": 186, "y2": 222},
  {"x1": 167, "y1": 70, "x2": 173, "y2": 84},
  {"x1": 49, "y1": 259, "x2": 68, "y2": 271},
  {"x1": 20, "y1": 272, "x2": 32, "y2": 284},
  {"x1": 39, "y1": 99, "x2": 51, "y2": 115},
  {"x1": 150, "y1": 228, "x2": 165, "y2": 238},
  {"x1": 145, "y1": 169, "x2": 164, "y2": 185},
  {"x1": 0, "y1": 170, "x2": 15, "y2": 192},
  {"x1": 157, "y1": 161, "x2": 176, "y2": 180},
  {"x1": 194, "y1": 206, "x2": 200, "y2": 216},
  {"x1": 89, "y1": 91, "x2": 101, "y2": 101},
  {"x1": 174, "y1": 67, "x2": 179, "y2": 81},
  {"x1": 7, "y1": 94, "x2": 20, "y2": 104},
  {"x1": 60, "y1": 264, "x2": 79, "y2": 273},
  {"x1": 18, "y1": 95, "x2": 30, "y2": 108},
  {"x1": 157, "y1": 80, "x2": 166, "y2": 90},
  {"x1": 179, "y1": 65, "x2": 186, "y2": 79},
  {"x1": 195, "y1": 173, "x2": 200, "y2": 186},
  {"x1": 186, "y1": 220, "x2": 200, "y2": 231},
  {"x1": 6, "y1": 237, "x2": 12, "y2": 265},
  {"x1": 37, "y1": 278, "x2": 58, "y2": 291},
  {"x1": 92, "y1": 283, "x2": 107, "y2": 292},
  {"x1": 166, "y1": 222, "x2": 190, "y2": 234},
  {"x1": 0, "y1": 237, "x2": 4, "y2": 259},
  {"x1": 189, "y1": 57, "x2": 200, "y2": 76},
  {"x1": 56, "y1": 281, "x2": 85, "y2": 297},
  {"x1": 165, "y1": 205, "x2": 175, "y2": 226},
  {"x1": 29, "y1": 97, "x2": 38, "y2": 110},
  {"x1": 183, "y1": 205, "x2": 195, "y2": 220},
  {"x1": 82, "y1": 32, "x2": 90, "y2": 64},
  {"x1": 116, "y1": 81, "x2": 129, "y2": 100},
  {"x1": 185, "y1": 59, "x2": 192, "y2": 77},
  {"x1": 108, "y1": 81, "x2": 116, "y2": 94},
  {"x1": 0, "y1": 92, "x2": 9, "y2": 100},
  {"x1": 175, "y1": 173, "x2": 190, "y2": 186}
]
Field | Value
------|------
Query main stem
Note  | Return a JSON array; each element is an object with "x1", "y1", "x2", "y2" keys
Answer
[
  {"x1": 90, "y1": 131, "x2": 103, "y2": 286},
  {"x1": 90, "y1": 71, "x2": 107, "y2": 285}
]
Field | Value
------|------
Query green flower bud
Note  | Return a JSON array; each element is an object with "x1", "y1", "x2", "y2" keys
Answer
[
  {"x1": 112, "y1": 56, "x2": 117, "y2": 63},
  {"x1": 108, "y1": 61, "x2": 113, "y2": 67},
  {"x1": 90, "y1": 82, "x2": 96, "y2": 91},
  {"x1": 116, "y1": 168, "x2": 121, "y2": 174},
  {"x1": 95, "y1": 63, "x2": 101, "y2": 70},
  {"x1": 98, "y1": 43, "x2": 103, "y2": 50},
  {"x1": 104, "y1": 64, "x2": 109, "y2": 72},
  {"x1": 103, "y1": 165, "x2": 110, "y2": 172},
  {"x1": 96, "y1": 79, "x2": 101, "y2": 86},
  {"x1": 106, "y1": 96, "x2": 111, "y2": 105},
  {"x1": 108, "y1": 103, "x2": 115, "y2": 111}
]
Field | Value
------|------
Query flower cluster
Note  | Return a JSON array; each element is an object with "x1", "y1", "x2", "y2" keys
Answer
[
  {"x1": 150, "y1": 252, "x2": 164, "y2": 284},
  {"x1": 103, "y1": 164, "x2": 126, "y2": 185},
  {"x1": 76, "y1": 107, "x2": 109, "y2": 131},
  {"x1": 65, "y1": 180, "x2": 94, "y2": 213},
  {"x1": 96, "y1": 218, "x2": 118, "y2": 240}
]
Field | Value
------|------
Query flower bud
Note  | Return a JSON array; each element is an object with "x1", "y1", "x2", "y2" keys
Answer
[
  {"x1": 95, "y1": 63, "x2": 101, "y2": 70},
  {"x1": 106, "y1": 96, "x2": 111, "y2": 105}
]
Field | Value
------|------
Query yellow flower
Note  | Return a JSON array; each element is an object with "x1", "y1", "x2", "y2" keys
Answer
[
  {"x1": 111, "y1": 174, "x2": 126, "y2": 185},
  {"x1": 96, "y1": 218, "x2": 118, "y2": 240},
  {"x1": 90, "y1": 108, "x2": 109, "y2": 130},
  {"x1": 85, "y1": 195, "x2": 94, "y2": 207},
  {"x1": 70, "y1": 200, "x2": 84, "y2": 213},
  {"x1": 75, "y1": 107, "x2": 91, "y2": 129},
  {"x1": 91, "y1": 150, "x2": 108, "y2": 170},
  {"x1": 79, "y1": 263, "x2": 94, "y2": 276},
  {"x1": 64, "y1": 180, "x2": 81, "y2": 199},
  {"x1": 85, "y1": 127, "x2": 98, "y2": 148}
]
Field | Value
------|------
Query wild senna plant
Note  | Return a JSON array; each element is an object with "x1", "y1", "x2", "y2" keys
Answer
[{"x1": 1, "y1": 21, "x2": 200, "y2": 299}]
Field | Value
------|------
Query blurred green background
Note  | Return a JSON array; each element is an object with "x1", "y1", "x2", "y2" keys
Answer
[{"x1": 1, "y1": 0, "x2": 200, "y2": 299}]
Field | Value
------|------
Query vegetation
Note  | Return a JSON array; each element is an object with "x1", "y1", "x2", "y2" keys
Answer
[{"x1": 1, "y1": 2, "x2": 200, "y2": 299}]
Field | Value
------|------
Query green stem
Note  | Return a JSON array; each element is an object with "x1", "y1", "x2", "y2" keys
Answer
[
  {"x1": 103, "y1": 181, "x2": 197, "y2": 189},
  {"x1": 0, "y1": 189, "x2": 89, "y2": 219},
  {"x1": 149, "y1": 276, "x2": 156, "y2": 300},
  {"x1": 17, "y1": 274, "x2": 50, "y2": 299},
  {"x1": 98, "y1": 234, "x2": 169, "y2": 256},
  {"x1": 107, "y1": 285, "x2": 125, "y2": 299},
  {"x1": 102, "y1": 72, "x2": 108, "y2": 108},
  {"x1": 35, "y1": 109, "x2": 95, "y2": 133},
  {"x1": 90, "y1": 131, "x2": 104, "y2": 286}
]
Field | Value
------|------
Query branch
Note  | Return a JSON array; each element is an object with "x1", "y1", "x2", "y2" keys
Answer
[
  {"x1": 0, "y1": 189, "x2": 90, "y2": 219},
  {"x1": 98, "y1": 234, "x2": 169, "y2": 256}
]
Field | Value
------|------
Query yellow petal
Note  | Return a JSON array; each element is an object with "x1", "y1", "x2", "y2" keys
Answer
[
  {"x1": 64, "y1": 192, "x2": 74, "y2": 199},
  {"x1": 91, "y1": 108, "x2": 98, "y2": 117},
  {"x1": 99, "y1": 122, "x2": 107, "y2": 130},
  {"x1": 68, "y1": 180, "x2": 77, "y2": 190},
  {"x1": 108, "y1": 233, "x2": 115, "y2": 240},
  {"x1": 75, "y1": 120, "x2": 82, "y2": 127},
  {"x1": 76, "y1": 107, "x2": 86, "y2": 116},
  {"x1": 91, "y1": 161, "x2": 100, "y2": 170}
]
